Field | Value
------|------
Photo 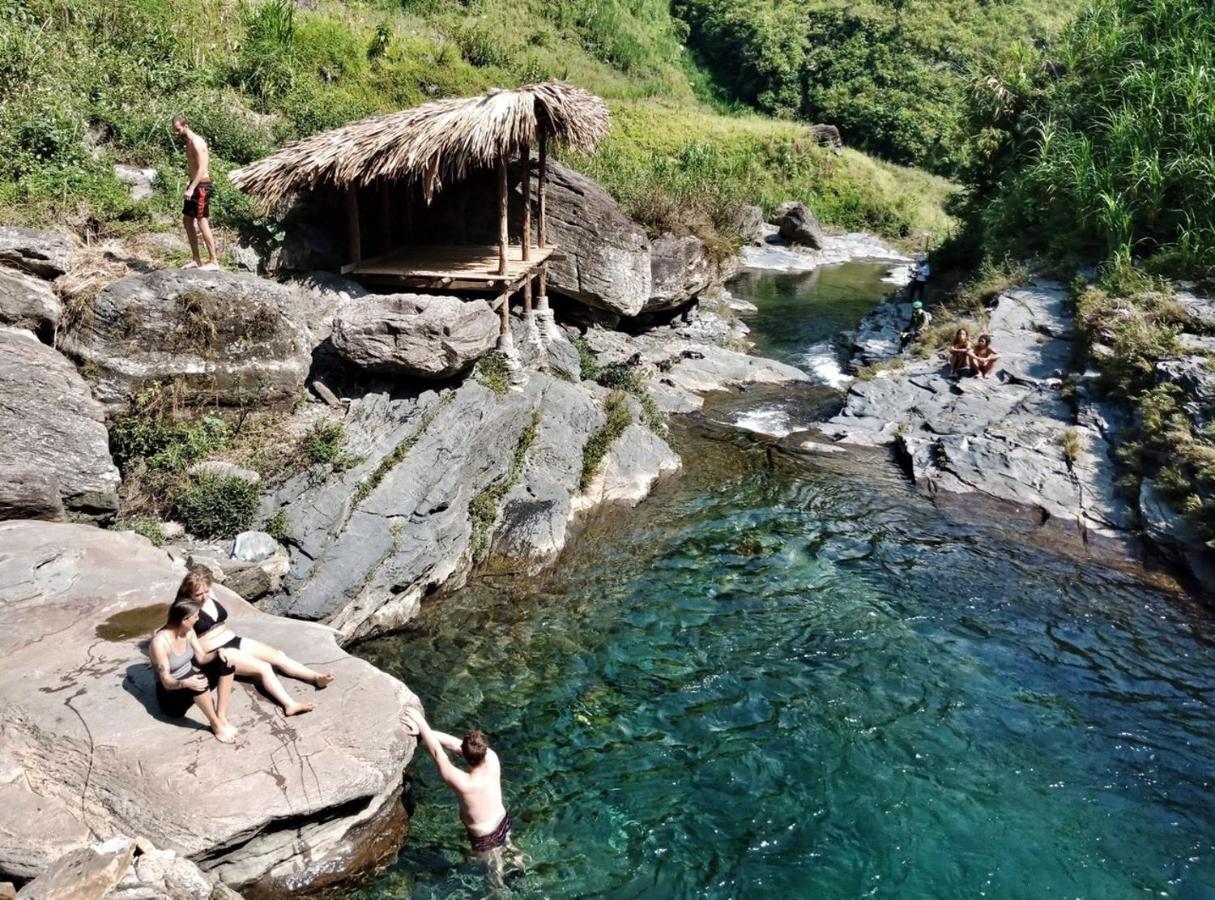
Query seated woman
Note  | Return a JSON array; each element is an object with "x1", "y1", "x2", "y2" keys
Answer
[
  {"x1": 179, "y1": 568, "x2": 333, "y2": 717},
  {"x1": 970, "y1": 333, "x2": 1001, "y2": 378},
  {"x1": 948, "y1": 328, "x2": 973, "y2": 377},
  {"x1": 150, "y1": 598, "x2": 238, "y2": 743}
]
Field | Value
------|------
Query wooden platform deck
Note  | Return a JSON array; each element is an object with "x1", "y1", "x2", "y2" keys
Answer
[{"x1": 344, "y1": 244, "x2": 554, "y2": 291}]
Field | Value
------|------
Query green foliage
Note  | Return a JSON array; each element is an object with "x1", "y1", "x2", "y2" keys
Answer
[
  {"x1": 127, "y1": 517, "x2": 166, "y2": 547},
  {"x1": 574, "y1": 338, "x2": 601, "y2": 382},
  {"x1": 580, "y1": 390, "x2": 633, "y2": 490},
  {"x1": 298, "y1": 421, "x2": 351, "y2": 468},
  {"x1": 469, "y1": 410, "x2": 540, "y2": 562},
  {"x1": 474, "y1": 352, "x2": 511, "y2": 397},
  {"x1": 172, "y1": 473, "x2": 260, "y2": 540},
  {"x1": 110, "y1": 406, "x2": 230, "y2": 475},
  {"x1": 966, "y1": 0, "x2": 1215, "y2": 283},
  {"x1": 1060, "y1": 428, "x2": 1082, "y2": 466},
  {"x1": 265, "y1": 510, "x2": 290, "y2": 542},
  {"x1": 674, "y1": 0, "x2": 1079, "y2": 175}
]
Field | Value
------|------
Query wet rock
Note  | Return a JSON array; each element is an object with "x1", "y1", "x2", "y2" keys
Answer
[
  {"x1": 0, "y1": 328, "x2": 119, "y2": 516},
  {"x1": 14, "y1": 837, "x2": 134, "y2": 900},
  {"x1": 0, "y1": 227, "x2": 76, "y2": 279},
  {"x1": 1139, "y1": 478, "x2": 1215, "y2": 591},
  {"x1": 57, "y1": 269, "x2": 312, "y2": 408},
  {"x1": 0, "y1": 521, "x2": 419, "y2": 894},
  {"x1": 769, "y1": 202, "x2": 825, "y2": 249},
  {"x1": 0, "y1": 269, "x2": 60, "y2": 338},
  {"x1": 332, "y1": 293, "x2": 498, "y2": 378}
]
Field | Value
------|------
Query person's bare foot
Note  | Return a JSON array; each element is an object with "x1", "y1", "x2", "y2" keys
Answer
[
  {"x1": 284, "y1": 702, "x2": 315, "y2": 717},
  {"x1": 200, "y1": 261, "x2": 221, "y2": 271},
  {"x1": 213, "y1": 723, "x2": 238, "y2": 743},
  {"x1": 181, "y1": 260, "x2": 200, "y2": 269},
  {"x1": 312, "y1": 672, "x2": 336, "y2": 689}
]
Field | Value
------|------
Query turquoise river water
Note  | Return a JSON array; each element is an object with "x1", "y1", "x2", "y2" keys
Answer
[{"x1": 356, "y1": 263, "x2": 1215, "y2": 899}]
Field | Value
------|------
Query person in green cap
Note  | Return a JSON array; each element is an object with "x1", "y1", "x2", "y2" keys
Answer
[{"x1": 900, "y1": 300, "x2": 932, "y2": 349}]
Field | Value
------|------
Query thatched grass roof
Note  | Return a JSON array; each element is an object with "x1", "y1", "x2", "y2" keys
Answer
[{"x1": 230, "y1": 81, "x2": 609, "y2": 208}]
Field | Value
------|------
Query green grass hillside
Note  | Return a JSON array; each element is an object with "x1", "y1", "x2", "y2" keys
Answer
[
  {"x1": 673, "y1": 0, "x2": 1081, "y2": 176},
  {"x1": 0, "y1": 0, "x2": 951, "y2": 248}
]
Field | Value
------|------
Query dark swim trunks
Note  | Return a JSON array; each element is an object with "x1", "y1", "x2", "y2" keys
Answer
[
  {"x1": 155, "y1": 654, "x2": 235, "y2": 717},
  {"x1": 182, "y1": 180, "x2": 214, "y2": 219},
  {"x1": 468, "y1": 813, "x2": 512, "y2": 852}
]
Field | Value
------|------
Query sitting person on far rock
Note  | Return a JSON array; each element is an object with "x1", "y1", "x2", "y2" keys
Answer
[
  {"x1": 948, "y1": 328, "x2": 973, "y2": 377},
  {"x1": 969, "y1": 333, "x2": 1001, "y2": 378},
  {"x1": 150, "y1": 598, "x2": 238, "y2": 742},
  {"x1": 899, "y1": 300, "x2": 932, "y2": 349},
  {"x1": 180, "y1": 568, "x2": 334, "y2": 717}
]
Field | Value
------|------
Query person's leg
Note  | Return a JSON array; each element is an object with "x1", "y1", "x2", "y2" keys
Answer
[
  {"x1": 229, "y1": 650, "x2": 315, "y2": 715},
  {"x1": 197, "y1": 217, "x2": 220, "y2": 268},
  {"x1": 239, "y1": 637, "x2": 335, "y2": 687},
  {"x1": 182, "y1": 216, "x2": 200, "y2": 267},
  {"x1": 192, "y1": 691, "x2": 236, "y2": 742},
  {"x1": 215, "y1": 670, "x2": 235, "y2": 726}
]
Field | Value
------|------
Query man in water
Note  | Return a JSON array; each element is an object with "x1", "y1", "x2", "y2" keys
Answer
[
  {"x1": 403, "y1": 708, "x2": 523, "y2": 885},
  {"x1": 900, "y1": 300, "x2": 932, "y2": 349},
  {"x1": 172, "y1": 115, "x2": 220, "y2": 270}
]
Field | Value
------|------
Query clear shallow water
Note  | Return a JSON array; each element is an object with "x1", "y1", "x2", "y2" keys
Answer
[{"x1": 356, "y1": 266, "x2": 1215, "y2": 899}]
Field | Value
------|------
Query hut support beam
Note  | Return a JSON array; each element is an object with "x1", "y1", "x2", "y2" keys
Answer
[
  {"x1": 497, "y1": 153, "x2": 509, "y2": 276},
  {"x1": 535, "y1": 262, "x2": 556, "y2": 344},
  {"x1": 346, "y1": 189, "x2": 362, "y2": 265},
  {"x1": 495, "y1": 286, "x2": 526, "y2": 388},
  {"x1": 538, "y1": 130, "x2": 548, "y2": 248},
  {"x1": 520, "y1": 141, "x2": 531, "y2": 262}
]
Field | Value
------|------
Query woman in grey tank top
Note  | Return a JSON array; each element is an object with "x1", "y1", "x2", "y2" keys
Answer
[{"x1": 149, "y1": 598, "x2": 238, "y2": 743}]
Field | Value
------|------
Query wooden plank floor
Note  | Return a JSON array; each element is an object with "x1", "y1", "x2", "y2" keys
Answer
[{"x1": 351, "y1": 244, "x2": 554, "y2": 282}]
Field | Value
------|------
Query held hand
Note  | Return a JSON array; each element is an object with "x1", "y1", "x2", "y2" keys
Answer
[
  {"x1": 217, "y1": 648, "x2": 231, "y2": 666},
  {"x1": 181, "y1": 674, "x2": 207, "y2": 691},
  {"x1": 401, "y1": 707, "x2": 426, "y2": 735},
  {"x1": 183, "y1": 189, "x2": 193, "y2": 200}
]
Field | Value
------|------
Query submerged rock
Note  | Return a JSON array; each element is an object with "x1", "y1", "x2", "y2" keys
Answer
[
  {"x1": 0, "y1": 521, "x2": 418, "y2": 894},
  {"x1": 58, "y1": 269, "x2": 312, "y2": 408},
  {"x1": 331, "y1": 293, "x2": 498, "y2": 378},
  {"x1": 0, "y1": 328, "x2": 119, "y2": 517}
]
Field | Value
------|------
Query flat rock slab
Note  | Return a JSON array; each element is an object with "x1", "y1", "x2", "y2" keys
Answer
[
  {"x1": 0, "y1": 521, "x2": 418, "y2": 895},
  {"x1": 0, "y1": 328, "x2": 119, "y2": 516},
  {"x1": 0, "y1": 269, "x2": 60, "y2": 337},
  {"x1": 825, "y1": 282, "x2": 1132, "y2": 539},
  {"x1": 0, "y1": 227, "x2": 76, "y2": 279},
  {"x1": 58, "y1": 269, "x2": 312, "y2": 408}
]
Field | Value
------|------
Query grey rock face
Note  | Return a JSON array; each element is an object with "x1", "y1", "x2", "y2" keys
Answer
[
  {"x1": 0, "y1": 227, "x2": 76, "y2": 279},
  {"x1": 1155, "y1": 355, "x2": 1215, "y2": 429},
  {"x1": 0, "y1": 328, "x2": 119, "y2": 516},
  {"x1": 230, "y1": 530, "x2": 279, "y2": 562},
  {"x1": 770, "y1": 202, "x2": 825, "y2": 249},
  {"x1": 286, "y1": 271, "x2": 367, "y2": 345},
  {"x1": 58, "y1": 269, "x2": 312, "y2": 407},
  {"x1": 732, "y1": 205, "x2": 767, "y2": 245},
  {"x1": 113, "y1": 164, "x2": 158, "y2": 201},
  {"x1": 645, "y1": 234, "x2": 714, "y2": 314},
  {"x1": 332, "y1": 293, "x2": 498, "y2": 378},
  {"x1": 0, "y1": 269, "x2": 60, "y2": 337},
  {"x1": 825, "y1": 283, "x2": 1132, "y2": 539},
  {"x1": 14, "y1": 837, "x2": 134, "y2": 900},
  {"x1": 263, "y1": 373, "x2": 679, "y2": 640},
  {"x1": 0, "y1": 521, "x2": 419, "y2": 894},
  {"x1": 0, "y1": 467, "x2": 65, "y2": 522}
]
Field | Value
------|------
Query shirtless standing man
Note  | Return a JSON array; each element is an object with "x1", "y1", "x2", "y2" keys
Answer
[
  {"x1": 403, "y1": 708, "x2": 523, "y2": 886},
  {"x1": 172, "y1": 115, "x2": 220, "y2": 270}
]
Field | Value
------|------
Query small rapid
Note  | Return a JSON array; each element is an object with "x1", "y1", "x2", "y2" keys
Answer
[{"x1": 355, "y1": 262, "x2": 1215, "y2": 899}]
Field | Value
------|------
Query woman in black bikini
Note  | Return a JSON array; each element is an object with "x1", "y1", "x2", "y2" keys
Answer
[
  {"x1": 149, "y1": 598, "x2": 238, "y2": 742},
  {"x1": 948, "y1": 328, "x2": 973, "y2": 377},
  {"x1": 179, "y1": 569, "x2": 335, "y2": 717}
]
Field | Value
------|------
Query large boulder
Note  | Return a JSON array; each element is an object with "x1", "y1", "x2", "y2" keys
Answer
[
  {"x1": 331, "y1": 293, "x2": 498, "y2": 378},
  {"x1": 58, "y1": 270, "x2": 312, "y2": 407},
  {"x1": 0, "y1": 269, "x2": 60, "y2": 338},
  {"x1": 769, "y1": 202, "x2": 825, "y2": 248},
  {"x1": 645, "y1": 234, "x2": 715, "y2": 315},
  {"x1": 0, "y1": 521, "x2": 419, "y2": 895},
  {"x1": 0, "y1": 227, "x2": 75, "y2": 279},
  {"x1": 0, "y1": 328, "x2": 119, "y2": 517}
]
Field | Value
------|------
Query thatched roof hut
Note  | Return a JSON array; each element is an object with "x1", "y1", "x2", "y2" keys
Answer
[
  {"x1": 230, "y1": 81, "x2": 609, "y2": 207},
  {"x1": 230, "y1": 82, "x2": 609, "y2": 331}
]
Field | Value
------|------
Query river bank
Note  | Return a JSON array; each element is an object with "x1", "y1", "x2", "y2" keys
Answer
[{"x1": 352, "y1": 258, "x2": 1215, "y2": 898}]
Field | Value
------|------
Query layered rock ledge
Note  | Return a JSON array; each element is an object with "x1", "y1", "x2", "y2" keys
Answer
[
  {"x1": 0, "y1": 521, "x2": 418, "y2": 896},
  {"x1": 821, "y1": 282, "x2": 1133, "y2": 545}
]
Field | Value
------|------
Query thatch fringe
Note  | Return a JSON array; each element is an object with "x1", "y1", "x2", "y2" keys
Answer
[{"x1": 230, "y1": 81, "x2": 609, "y2": 208}]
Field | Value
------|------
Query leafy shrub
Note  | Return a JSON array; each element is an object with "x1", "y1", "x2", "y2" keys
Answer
[
  {"x1": 110, "y1": 411, "x2": 230, "y2": 475},
  {"x1": 580, "y1": 391, "x2": 633, "y2": 490},
  {"x1": 265, "y1": 510, "x2": 290, "y2": 542},
  {"x1": 474, "y1": 352, "x2": 511, "y2": 397},
  {"x1": 128, "y1": 517, "x2": 166, "y2": 547},
  {"x1": 298, "y1": 421, "x2": 350, "y2": 468},
  {"x1": 173, "y1": 473, "x2": 260, "y2": 540},
  {"x1": 574, "y1": 338, "x2": 601, "y2": 382}
]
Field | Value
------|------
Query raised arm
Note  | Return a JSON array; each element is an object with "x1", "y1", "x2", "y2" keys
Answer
[
  {"x1": 404, "y1": 709, "x2": 469, "y2": 789},
  {"x1": 430, "y1": 729, "x2": 465, "y2": 754},
  {"x1": 150, "y1": 634, "x2": 206, "y2": 692}
]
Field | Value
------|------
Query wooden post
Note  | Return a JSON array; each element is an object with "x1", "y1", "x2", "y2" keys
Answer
[
  {"x1": 523, "y1": 272, "x2": 533, "y2": 316},
  {"x1": 520, "y1": 140, "x2": 531, "y2": 261},
  {"x1": 346, "y1": 188, "x2": 362, "y2": 265},
  {"x1": 538, "y1": 129, "x2": 548, "y2": 249},
  {"x1": 539, "y1": 261, "x2": 547, "y2": 300},
  {"x1": 497, "y1": 153, "x2": 509, "y2": 276},
  {"x1": 498, "y1": 287, "x2": 510, "y2": 335}
]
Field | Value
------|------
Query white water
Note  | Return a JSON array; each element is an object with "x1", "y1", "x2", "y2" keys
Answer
[
  {"x1": 796, "y1": 340, "x2": 853, "y2": 390},
  {"x1": 739, "y1": 232, "x2": 909, "y2": 272},
  {"x1": 723, "y1": 404, "x2": 797, "y2": 437}
]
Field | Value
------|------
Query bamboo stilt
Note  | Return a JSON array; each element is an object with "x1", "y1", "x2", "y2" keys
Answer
[
  {"x1": 538, "y1": 130, "x2": 548, "y2": 248},
  {"x1": 497, "y1": 153, "x2": 509, "y2": 276},
  {"x1": 520, "y1": 140, "x2": 531, "y2": 261}
]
